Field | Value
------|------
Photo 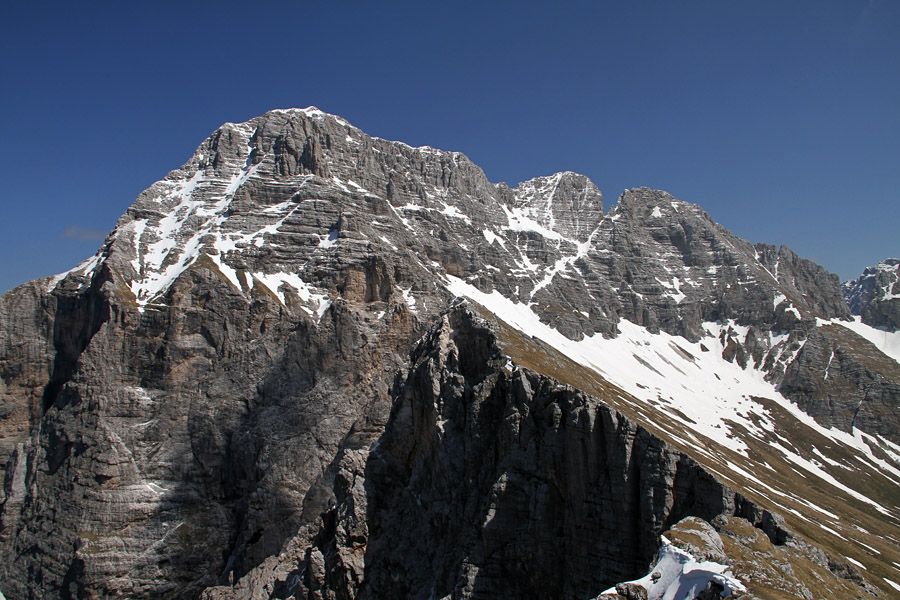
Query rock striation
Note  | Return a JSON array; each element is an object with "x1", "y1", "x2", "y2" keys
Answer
[{"x1": 0, "y1": 107, "x2": 897, "y2": 598}]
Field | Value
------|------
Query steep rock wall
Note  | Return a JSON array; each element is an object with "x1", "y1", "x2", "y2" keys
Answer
[
  {"x1": 0, "y1": 262, "x2": 419, "y2": 599},
  {"x1": 362, "y1": 308, "x2": 733, "y2": 599}
]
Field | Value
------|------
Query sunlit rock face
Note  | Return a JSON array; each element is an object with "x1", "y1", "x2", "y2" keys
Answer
[
  {"x1": 844, "y1": 258, "x2": 900, "y2": 331},
  {"x1": 0, "y1": 108, "x2": 896, "y2": 599}
]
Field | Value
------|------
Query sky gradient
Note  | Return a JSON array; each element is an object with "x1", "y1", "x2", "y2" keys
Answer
[{"x1": 1, "y1": 1, "x2": 898, "y2": 294}]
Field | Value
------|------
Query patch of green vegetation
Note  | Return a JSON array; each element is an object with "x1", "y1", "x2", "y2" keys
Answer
[{"x1": 713, "y1": 516, "x2": 877, "y2": 600}]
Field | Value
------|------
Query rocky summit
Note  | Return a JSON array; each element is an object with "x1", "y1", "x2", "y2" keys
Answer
[
  {"x1": 0, "y1": 107, "x2": 898, "y2": 599},
  {"x1": 844, "y1": 258, "x2": 900, "y2": 332}
]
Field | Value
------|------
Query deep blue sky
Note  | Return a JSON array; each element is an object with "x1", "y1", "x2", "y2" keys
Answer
[{"x1": 1, "y1": 1, "x2": 897, "y2": 293}]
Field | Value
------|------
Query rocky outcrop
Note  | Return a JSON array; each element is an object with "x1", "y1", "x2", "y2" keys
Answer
[
  {"x1": 613, "y1": 516, "x2": 880, "y2": 600},
  {"x1": 0, "y1": 279, "x2": 59, "y2": 490},
  {"x1": 541, "y1": 187, "x2": 851, "y2": 345},
  {"x1": 510, "y1": 171, "x2": 604, "y2": 242},
  {"x1": 360, "y1": 307, "x2": 734, "y2": 598},
  {"x1": 754, "y1": 243, "x2": 850, "y2": 319},
  {"x1": 844, "y1": 258, "x2": 900, "y2": 331}
]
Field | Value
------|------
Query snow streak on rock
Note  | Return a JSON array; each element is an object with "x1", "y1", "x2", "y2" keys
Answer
[{"x1": 844, "y1": 258, "x2": 900, "y2": 331}]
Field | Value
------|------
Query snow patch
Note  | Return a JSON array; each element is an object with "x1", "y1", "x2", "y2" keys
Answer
[
  {"x1": 128, "y1": 133, "x2": 267, "y2": 308},
  {"x1": 145, "y1": 482, "x2": 169, "y2": 496},
  {"x1": 483, "y1": 229, "x2": 502, "y2": 246},
  {"x1": 599, "y1": 536, "x2": 745, "y2": 599},
  {"x1": 884, "y1": 578, "x2": 900, "y2": 592},
  {"x1": 440, "y1": 203, "x2": 472, "y2": 224},
  {"x1": 209, "y1": 254, "x2": 242, "y2": 290},
  {"x1": 319, "y1": 229, "x2": 339, "y2": 248},
  {"x1": 401, "y1": 287, "x2": 417, "y2": 311},
  {"x1": 501, "y1": 203, "x2": 569, "y2": 242},
  {"x1": 129, "y1": 219, "x2": 148, "y2": 273},
  {"x1": 656, "y1": 276, "x2": 686, "y2": 304},
  {"x1": 253, "y1": 271, "x2": 330, "y2": 321},
  {"x1": 47, "y1": 255, "x2": 101, "y2": 292}
]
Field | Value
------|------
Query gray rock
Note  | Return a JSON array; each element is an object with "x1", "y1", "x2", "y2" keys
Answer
[
  {"x1": 615, "y1": 582, "x2": 648, "y2": 600},
  {"x1": 664, "y1": 516, "x2": 728, "y2": 563},
  {"x1": 779, "y1": 325, "x2": 900, "y2": 439},
  {"x1": 356, "y1": 308, "x2": 736, "y2": 599},
  {"x1": 844, "y1": 258, "x2": 900, "y2": 331}
]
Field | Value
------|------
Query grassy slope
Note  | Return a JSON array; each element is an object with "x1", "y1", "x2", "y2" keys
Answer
[{"x1": 471, "y1": 305, "x2": 900, "y2": 597}]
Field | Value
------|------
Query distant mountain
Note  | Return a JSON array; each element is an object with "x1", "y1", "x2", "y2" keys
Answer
[
  {"x1": 844, "y1": 258, "x2": 900, "y2": 331},
  {"x1": 0, "y1": 108, "x2": 898, "y2": 599}
]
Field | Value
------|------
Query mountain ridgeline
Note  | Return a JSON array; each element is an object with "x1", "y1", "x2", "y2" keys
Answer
[{"x1": 0, "y1": 108, "x2": 898, "y2": 599}]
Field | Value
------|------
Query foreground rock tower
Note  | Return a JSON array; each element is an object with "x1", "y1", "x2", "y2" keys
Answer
[{"x1": 0, "y1": 108, "x2": 898, "y2": 599}]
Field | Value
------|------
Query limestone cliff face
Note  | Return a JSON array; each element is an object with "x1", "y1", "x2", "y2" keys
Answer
[
  {"x1": 779, "y1": 324, "x2": 900, "y2": 438},
  {"x1": 0, "y1": 264, "x2": 418, "y2": 599},
  {"x1": 0, "y1": 108, "x2": 897, "y2": 598}
]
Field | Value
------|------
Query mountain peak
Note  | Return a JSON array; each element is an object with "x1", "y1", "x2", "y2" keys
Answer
[
  {"x1": 611, "y1": 187, "x2": 702, "y2": 221},
  {"x1": 511, "y1": 171, "x2": 604, "y2": 243},
  {"x1": 263, "y1": 105, "x2": 355, "y2": 127},
  {"x1": 872, "y1": 257, "x2": 900, "y2": 273},
  {"x1": 844, "y1": 257, "x2": 900, "y2": 330},
  {"x1": 1, "y1": 108, "x2": 897, "y2": 599}
]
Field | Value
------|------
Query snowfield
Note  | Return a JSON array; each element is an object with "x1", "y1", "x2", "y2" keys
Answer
[{"x1": 444, "y1": 275, "x2": 900, "y2": 518}]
